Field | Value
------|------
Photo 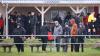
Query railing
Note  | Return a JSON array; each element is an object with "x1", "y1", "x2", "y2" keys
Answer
[
  {"x1": 0, "y1": 35, "x2": 99, "y2": 56},
  {"x1": 1, "y1": 0, "x2": 100, "y2": 4}
]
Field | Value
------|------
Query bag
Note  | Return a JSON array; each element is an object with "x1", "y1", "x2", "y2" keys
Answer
[{"x1": 48, "y1": 32, "x2": 54, "y2": 41}]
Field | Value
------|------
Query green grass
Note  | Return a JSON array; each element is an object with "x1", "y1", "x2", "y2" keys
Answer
[
  {"x1": 0, "y1": 38, "x2": 100, "y2": 56},
  {"x1": 0, "y1": 47, "x2": 100, "y2": 56}
]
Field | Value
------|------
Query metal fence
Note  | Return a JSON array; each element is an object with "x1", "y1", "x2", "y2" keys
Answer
[{"x1": 0, "y1": 35, "x2": 100, "y2": 56}]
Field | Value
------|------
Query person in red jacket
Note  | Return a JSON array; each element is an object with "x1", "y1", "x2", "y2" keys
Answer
[{"x1": 0, "y1": 13, "x2": 4, "y2": 42}]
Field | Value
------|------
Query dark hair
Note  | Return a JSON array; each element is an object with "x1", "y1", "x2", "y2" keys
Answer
[
  {"x1": 87, "y1": 13, "x2": 90, "y2": 16},
  {"x1": 28, "y1": 12, "x2": 31, "y2": 14},
  {"x1": 14, "y1": 11, "x2": 17, "y2": 14}
]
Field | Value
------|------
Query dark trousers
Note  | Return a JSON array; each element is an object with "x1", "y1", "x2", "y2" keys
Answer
[
  {"x1": 41, "y1": 37, "x2": 48, "y2": 51},
  {"x1": 71, "y1": 37, "x2": 77, "y2": 52},
  {"x1": 30, "y1": 24, "x2": 36, "y2": 35},
  {"x1": 15, "y1": 44, "x2": 24, "y2": 52},
  {"x1": 76, "y1": 37, "x2": 84, "y2": 52},
  {"x1": 62, "y1": 37, "x2": 69, "y2": 52},
  {"x1": 56, "y1": 37, "x2": 61, "y2": 52},
  {"x1": 0, "y1": 28, "x2": 3, "y2": 42}
]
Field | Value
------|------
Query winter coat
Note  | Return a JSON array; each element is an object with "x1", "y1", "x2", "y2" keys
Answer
[
  {"x1": 12, "y1": 27, "x2": 26, "y2": 43},
  {"x1": 78, "y1": 23, "x2": 86, "y2": 43},
  {"x1": 40, "y1": 25, "x2": 49, "y2": 35},
  {"x1": 29, "y1": 15, "x2": 37, "y2": 26},
  {"x1": 53, "y1": 24, "x2": 63, "y2": 36}
]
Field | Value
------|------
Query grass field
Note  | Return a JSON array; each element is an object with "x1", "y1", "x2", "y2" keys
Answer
[
  {"x1": 0, "y1": 46, "x2": 100, "y2": 56},
  {"x1": 0, "y1": 38, "x2": 100, "y2": 56}
]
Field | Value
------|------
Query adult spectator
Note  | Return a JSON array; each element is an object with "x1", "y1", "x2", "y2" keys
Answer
[
  {"x1": 40, "y1": 22, "x2": 49, "y2": 51},
  {"x1": 36, "y1": 13, "x2": 41, "y2": 39},
  {"x1": 53, "y1": 15, "x2": 62, "y2": 25},
  {"x1": 12, "y1": 23, "x2": 26, "y2": 53},
  {"x1": 76, "y1": 23, "x2": 86, "y2": 52},
  {"x1": 29, "y1": 12, "x2": 37, "y2": 35},
  {"x1": 0, "y1": 13, "x2": 4, "y2": 41},
  {"x1": 95, "y1": 14, "x2": 100, "y2": 35},
  {"x1": 62, "y1": 24, "x2": 70, "y2": 52},
  {"x1": 64, "y1": 12, "x2": 72, "y2": 24},
  {"x1": 70, "y1": 19, "x2": 78, "y2": 52},
  {"x1": 53, "y1": 21, "x2": 63, "y2": 52},
  {"x1": 25, "y1": 12, "x2": 31, "y2": 35},
  {"x1": 83, "y1": 13, "x2": 90, "y2": 35}
]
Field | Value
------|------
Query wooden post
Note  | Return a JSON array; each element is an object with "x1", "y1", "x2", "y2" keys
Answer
[{"x1": 35, "y1": 6, "x2": 51, "y2": 26}]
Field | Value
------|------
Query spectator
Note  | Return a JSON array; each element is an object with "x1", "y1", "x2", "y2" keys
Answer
[
  {"x1": 36, "y1": 13, "x2": 41, "y2": 39},
  {"x1": 83, "y1": 13, "x2": 90, "y2": 35},
  {"x1": 95, "y1": 14, "x2": 100, "y2": 35},
  {"x1": 76, "y1": 23, "x2": 86, "y2": 52},
  {"x1": 29, "y1": 12, "x2": 37, "y2": 35},
  {"x1": 12, "y1": 23, "x2": 26, "y2": 53},
  {"x1": 74, "y1": 13, "x2": 81, "y2": 27},
  {"x1": 53, "y1": 14, "x2": 62, "y2": 25},
  {"x1": 64, "y1": 12, "x2": 72, "y2": 24},
  {"x1": 8, "y1": 12, "x2": 18, "y2": 35},
  {"x1": 40, "y1": 22, "x2": 49, "y2": 51},
  {"x1": 62, "y1": 24, "x2": 70, "y2": 52},
  {"x1": 16, "y1": 13, "x2": 24, "y2": 27},
  {"x1": 70, "y1": 19, "x2": 78, "y2": 52},
  {"x1": 0, "y1": 13, "x2": 4, "y2": 42},
  {"x1": 53, "y1": 21, "x2": 63, "y2": 52},
  {"x1": 11, "y1": 11, "x2": 18, "y2": 22},
  {"x1": 25, "y1": 12, "x2": 31, "y2": 35}
]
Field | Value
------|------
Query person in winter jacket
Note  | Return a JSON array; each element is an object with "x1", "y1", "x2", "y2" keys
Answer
[
  {"x1": 40, "y1": 22, "x2": 49, "y2": 51},
  {"x1": 12, "y1": 23, "x2": 26, "y2": 53},
  {"x1": 76, "y1": 23, "x2": 86, "y2": 52},
  {"x1": 53, "y1": 21, "x2": 63, "y2": 52},
  {"x1": 53, "y1": 15, "x2": 62, "y2": 25},
  {"x1": 0, "y1": 13, "x2": 4, "y2": 42},
  {"x1": 29, "y1": 12, "x2": 37, "y2": 35},
  {"x1": 36, "y1": 13, "x2": 41, "y2": 39},
  {"x1": 62, "y1": 24, "x2": 70, "y2": 52}
]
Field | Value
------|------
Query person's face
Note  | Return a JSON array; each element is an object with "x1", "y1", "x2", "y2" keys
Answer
[
  {"x1": 17, "y1": 25, "x2": 20, "y2": 28},
  {"x1": 65, "y1": 25, "x2": 68, "y2": 28},
  {"x1": 70, "y1": 19, "x2": 75, "y2": 25},
  {"x1": 55, "y1": 21, "x2": 59, "y2": 26},
  {"x1": 31, "y1": 12, "x2": 35, "y2": 15},
  {"x1": 70, "y1": 20, "x2": 73, "y2": 25}
]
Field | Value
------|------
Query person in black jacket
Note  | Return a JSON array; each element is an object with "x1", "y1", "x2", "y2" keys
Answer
[
  {"x1": 76, "y1": 23, "x2": 86, "y2": 52},
  {"x1": 36, "y1": 13, "x2": 41, "y2": 39},
  {"x1": 13, "y1": 23, "x2": 26, "y2": 53},
  {"x1": 40, "y1": 22, "x2": 49, "y2": 51},
  {"x1": 29, "y1": 12, "x2": 37, "y2": 35},
  {"x1": 53, "y1": 14, "x2": 62, "y2": 25},
  {"x1": 62, "y1": 24, "x2": 70, "y2": 52},
  {"x1": 0, "y1": 13, "x2": 4, "y2": 42}
]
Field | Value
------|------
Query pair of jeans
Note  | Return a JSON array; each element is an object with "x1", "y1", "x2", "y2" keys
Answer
[
  {"x1": 71, "y1": 37, "x2": 77, "y2": 52},
  {"x1": 56, "y1": 37, "x2": 61, "y2": 52}
]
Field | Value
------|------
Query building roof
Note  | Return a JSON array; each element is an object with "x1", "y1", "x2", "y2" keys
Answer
[{"x1": 1, "y1": 0, "x2": 100, "y2": 4}]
